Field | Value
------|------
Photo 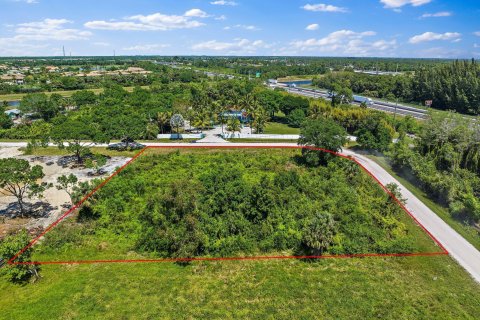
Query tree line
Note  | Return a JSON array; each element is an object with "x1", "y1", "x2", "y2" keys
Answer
[{"x1": 313, "y1": 59, "x2": 480, "y2": 115}]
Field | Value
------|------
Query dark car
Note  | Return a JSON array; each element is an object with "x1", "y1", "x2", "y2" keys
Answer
[{"x1": 107, "y1": 140, "x2": 146, "y2": 151}]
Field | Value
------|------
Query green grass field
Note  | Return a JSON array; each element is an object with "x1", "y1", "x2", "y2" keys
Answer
[
  {"x1": 263, "y1": 122, "x2": 300, "y2": 135},
  {"x1": 1, "y1": 148, "x2": 479, "y2": 319},
  {"x1": 0, "y1": 256, "x2": 479, "y2": 319}
]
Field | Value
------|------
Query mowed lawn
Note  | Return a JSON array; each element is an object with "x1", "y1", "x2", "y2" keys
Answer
[
  {"x1": 0, "y1": 255, "x2": 479, "y2": 319},
  {"x1": 263, "y1": 122, "x2": 300, "y2": 135}
]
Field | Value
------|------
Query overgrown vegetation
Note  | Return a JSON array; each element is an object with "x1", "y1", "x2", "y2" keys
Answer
[
  {"x1": 389, "y1": 113, "x2": 480, "y2": 224},
  {"x1": 34, "y1": 149, "x2": 438, "y2": 262}
]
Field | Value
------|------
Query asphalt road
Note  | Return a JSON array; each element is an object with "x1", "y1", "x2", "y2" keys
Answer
[
  {"x1": 1, "y1": 141, "x2": 479, "y2": 283},
  {"x1": 282, "y1": 86, "x2": 429, "y2": 119}
]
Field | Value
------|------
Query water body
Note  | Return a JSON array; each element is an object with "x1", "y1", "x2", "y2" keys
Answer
[
  {"x1": 279, "y1": 80, "x2": 313, "y2": 86},
  {"x1": 6, "y1": 101, "x2": 20, "y2": 107}
]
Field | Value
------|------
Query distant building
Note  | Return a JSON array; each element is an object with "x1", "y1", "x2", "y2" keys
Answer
[
  {"x1": 45, "y1": 66, "x2": 59, "y2": 72},
  {"x1": 0, "y1": 74, "x2": 25, "y2": 85},
  {"x1": 221, "y1": 110, "x2": 249, "y2": 123}
]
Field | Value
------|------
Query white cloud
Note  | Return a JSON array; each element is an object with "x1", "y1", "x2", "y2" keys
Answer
[
  {"x1": 409, "y1": 32, "x2": 461, "y2": 44},
  {"x1": 93, "y1": 42, "x2": 110, "y2": 47},
  {"x1": 85, "y1": 12, "x2": 205, "y2": 31},
  {"x1": 13, "y1": 0, "x2": 38, "y2": 4},
  {"x1": 306, "y1": 24, "x2": 319, "y2": 31},
  {"x1": 210, "y1": 1, "x2": 238, "y2": 6},
  {"x1": 380, "y1": 0, "x2": 431, "y2": 9},
  {"x1": 420, "y1": 11, "x2": 452, "y2": 18},
  {"x1": 290, "y1": 30, "x2": 397, "y2": 56},
  {"x1": 0, "y1": 18, "x2": 90, "y2": 55},
  {"x1": 184, "y1": 9, "x2": 209, "y2": 18},
  {"x1": 0, "y1": 42, "x2": 48, "y2": 56},
  {"x1": 302, "y1": 3, "x2": 347, "y2": 13},
  {"x1": 192, "y1": 38, "x2": 270, "y2": 54},
  {"x1": 3, "y1": 19, "x2": 91, "y2": 42},
  {"x1": 224, "y1": 24, "x2": 260, "y2": 31},
  {"x1": 122, "y1": 44, "x2": 170, "y2": 52},
  {"x1": 474, "y1": 31, "x2": 480, "y2": 37},
  {"x1": 215, "y1": 15, "x2": 227, "y2": 21}
]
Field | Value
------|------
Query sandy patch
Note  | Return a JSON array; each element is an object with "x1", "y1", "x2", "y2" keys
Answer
[{"x1": 0, "y1": 153, "x2": 131, "y2": 237}]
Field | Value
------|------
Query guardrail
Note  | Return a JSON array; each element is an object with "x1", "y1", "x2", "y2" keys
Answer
[{"x1": 373, "y1": 100, "x2": 428, "y2": 114}]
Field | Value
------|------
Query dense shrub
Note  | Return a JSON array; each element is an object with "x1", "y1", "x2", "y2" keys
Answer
[{"x1": 41, "y1": 150, "x2": 425, "y2": 259}]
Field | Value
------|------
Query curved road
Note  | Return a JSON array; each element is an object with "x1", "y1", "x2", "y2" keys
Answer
[{"x1": 1, "y1": 141, "x2": 479, "y2": 282}]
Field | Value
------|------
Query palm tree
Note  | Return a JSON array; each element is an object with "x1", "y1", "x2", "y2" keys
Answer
[
  {"x1": 192, "y1": 112, "x2": 210, "y2": 132},
  {"x1": 241, "y1": 93, "x2": 259, "y2": 134},
  {"x1": 157, "y1": 111, "x2": 172, "y2": 134},
  {"x1": 227, "y1": 118, "x2": 242, "y2": 137},
  {"x1": 251, "y1": 107, "x2": 269, "y2": 134}
]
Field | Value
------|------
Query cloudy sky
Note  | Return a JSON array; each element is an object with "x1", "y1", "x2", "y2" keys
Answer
[{"x1": 0, "y1": 0, "x2": 479, "y2": 57}]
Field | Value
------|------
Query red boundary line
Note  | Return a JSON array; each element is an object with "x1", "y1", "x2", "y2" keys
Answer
[{"x1": 5, "y1": 145, "x2": 447, "y2": 267}]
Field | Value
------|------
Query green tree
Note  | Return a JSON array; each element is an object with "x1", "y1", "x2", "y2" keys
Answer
[
  {"x1": 227, "y1": 118, "x2": 242, "y2": 135},
  {"x1": 192, "y1": 112, "x2": 211, "y2": 132},
  {"x1": 299, "y1": 118, "x2": 348, "y2": 166},
  {"x1": 0, "y1": 101, "x2": 13, "y2": 129},
  {"x1": 145, "y1": 122, "x2": 159, "y2": 140},
  {"x1": 85, "y1": 155, "x2": 108, "y2": 176},
  {"x1": 156, "y1": 111, "x2": 172, "y2": 134},
  {"x1": 0, "y1": 158, "x2": 50, "y2": 217},
  {"x1": 20, "y1": 93, "x2": 59, "y2": 121},
  {"x1": 24, "y1": 120, "x2": 52, "y2": 154},
  {"x1": 302, "y1": 212, "x2": 336, "y2": 255},
  {"x1": 51, "y1": 117, "x2": 109, "y2": 164},
  {"x1": 356, "y1": 117, "x2": 394, "y2": 151},
  {"x1": 0, "y1": 230, "x2": 37, "y2": 282},
  {"x1": 170, "y1": 114, "x2": 185, "y2": 137},
  {"x1": 56, "y1": 174, "x2": 78, "y2": 204},
  {"x1": 286, "y1": 108, "x2": 306, "y2": 128},
  {"x1": 72, "y1": 90, "x2": 97, "y2": 107},
  {"x1": 251, "y1": 107, "x2": 269, "y2": 134}
]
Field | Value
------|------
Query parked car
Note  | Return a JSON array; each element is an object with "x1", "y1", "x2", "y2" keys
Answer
[{"x1": 107, "y1": 140, "x2": 146, "y2": 151}]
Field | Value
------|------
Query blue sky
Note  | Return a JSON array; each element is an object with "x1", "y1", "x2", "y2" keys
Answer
[{"x1": 0, "y1": 0, "x2": 479, "y2": 57}]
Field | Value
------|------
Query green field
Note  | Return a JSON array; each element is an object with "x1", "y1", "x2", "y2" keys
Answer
[
  {"x1": 1, "y1": 256, "x2": 479, "y2": 319},
  {"x1": 263, "y1": 122, "x2": 300, "y2": 135},
  {"x1": 1, "y1": 148, "x2": 479, "y2": 319}
]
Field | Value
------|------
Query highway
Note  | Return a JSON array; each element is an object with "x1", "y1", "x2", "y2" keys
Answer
[{"x1": 277, "y1": 85, "x2": 429, "y2": 119}]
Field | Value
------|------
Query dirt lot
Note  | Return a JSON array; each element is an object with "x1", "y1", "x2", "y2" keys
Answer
[{"x1": 0, "y1": 147, "x2": 130, "y2": 238}]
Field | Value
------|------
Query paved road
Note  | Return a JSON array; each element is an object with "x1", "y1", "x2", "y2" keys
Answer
[
  {"x1": 280, "y1": 86, "x2": 429, "y2": 119},
  {"x1": 341, "y1": 149, "x2": 480, "y2": 283},
  {"x1": 1, "y1": 141, "x2": 479, "y2": 282}
]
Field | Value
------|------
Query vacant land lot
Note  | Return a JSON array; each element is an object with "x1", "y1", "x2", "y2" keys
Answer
[
  {"x1": 1, "y1": 148, "x2": 479, "y2": 319},
  {"x1": 31, "y1": 148, "x2": 440, "y2": 262}
]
